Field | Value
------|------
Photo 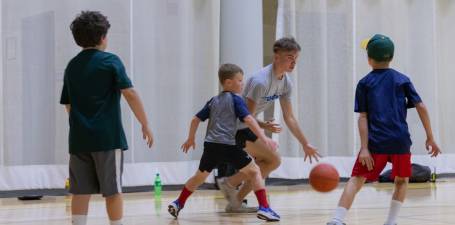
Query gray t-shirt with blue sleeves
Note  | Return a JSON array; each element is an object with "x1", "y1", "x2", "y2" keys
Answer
[{"x1": 196, "y1": 92, "x2": 250, "y2": 145}]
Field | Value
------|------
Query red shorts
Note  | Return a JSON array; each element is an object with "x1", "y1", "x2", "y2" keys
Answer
[{"x1": 351, "y1": 153, "x2": 411, "y2": 181}]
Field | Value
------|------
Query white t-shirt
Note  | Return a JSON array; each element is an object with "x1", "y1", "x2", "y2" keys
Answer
[{"x1": 238, "y1": 64, "x2": 293, "y2": 129}]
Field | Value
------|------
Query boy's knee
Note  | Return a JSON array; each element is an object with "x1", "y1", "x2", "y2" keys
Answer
[
  {"x1": 394, "y1": 177, "x2": 408, "y2": 186},
  {"x1": 349, "y1": 176, "x2": 366, "y2": 191},
  {"x1": 268, "y1": 154, "x2": 281, "y2": 170},
  {"x1": 244, "y1": 164, "x2": 260, "y2": 178},
  {"x1": 105, "y1": 193, "x2": 122, "y2": 199},
  {"x1": 275, "y1": 155, "x2": 282, "y2": 167}
]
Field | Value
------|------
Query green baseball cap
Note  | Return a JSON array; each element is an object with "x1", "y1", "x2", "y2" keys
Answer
[{"x1": 361, "y1": 34, "x2": 394, "y2": 62}]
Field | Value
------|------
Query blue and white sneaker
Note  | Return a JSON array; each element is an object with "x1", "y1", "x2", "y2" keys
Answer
[
  {"x1": 168, "y1": 200, "x2": 183, "y2": 218},
  {"x1": 257, "y1": 206, "x2": 280, "y2": 221}
]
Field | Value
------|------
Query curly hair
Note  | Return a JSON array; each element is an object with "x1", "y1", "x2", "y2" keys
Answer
[{"x1": 70, "y1": 11, "x2": 110, "y2": 48}]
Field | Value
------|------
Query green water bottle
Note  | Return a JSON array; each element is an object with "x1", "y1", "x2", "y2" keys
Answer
[{"x1": 154, "y1": 173, "x2": 162, "y2": 196}]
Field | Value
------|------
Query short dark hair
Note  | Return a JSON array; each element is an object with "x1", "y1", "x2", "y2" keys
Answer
[
  {"x1": 273, "y1": 37, "x2": 301, "y2": 53},
  {"x1": 70, "y1": 11, "x2": 110, "y2": 48},
  {"x1": 218, "y1": 64, "x2": 243, "y2": 84}
]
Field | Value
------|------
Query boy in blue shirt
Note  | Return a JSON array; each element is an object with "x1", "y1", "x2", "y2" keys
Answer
[
  {"x1": 168, "y1": 64, "x2": 280, "y2": 221},
  {"x1": 60, "y1": 11, "x2": 153, "y2": 225},
  {"x1": 327, "y1": 34, "x2": 441, "y2": 225}
]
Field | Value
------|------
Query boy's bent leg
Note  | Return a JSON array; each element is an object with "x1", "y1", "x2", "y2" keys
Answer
[
  {"x1": 220, "y1": 154, "x2": 255, "y2": 204},
  {"x1": 327, "y1": 176, "x2": 366, "y2": 225},
  {"x1": 228, "y1": 138, "x2": 281, "y2": 186},
  {"x1": 231, "y1": 139, "x2": 281, "y2": 201},
  {"x1": 185, "y1": 170, "x2": 211, "y2": 192},
  {"x1": 239, "y1": 162, "x2": 265, "y2": 191},
  {"x1": 240, "y1": 161, "x2": 280, "y2": 221},
  {"x1": 176, "y1": 170, "x2": 211, "y2": 208},
  {"x1": 168, "y1": 170, "x2": 211, "y2": 218},
  {"x1": 239, "y1": 162, "x2": 268, "y2": 207},
  {"x1": 338, "y1": 176, "x2": 366, "y2": 209},
  {"x1": 328, "y1": 153, "x2": 388, "y2": 224},
  {"x1": 246, "y1": 138, "x2": 281, "y2": 178},
  {"x1": 217, "y1": 145, "x2": 258, "y2": 213}
]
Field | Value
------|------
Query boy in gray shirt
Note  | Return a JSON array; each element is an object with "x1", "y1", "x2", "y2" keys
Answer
[
  {"x1": 222, "y1": 37, "x2": 321, "y2": 212},
  {"x1": 167, "y1": 64, "x2": 280, "y2": 221}
]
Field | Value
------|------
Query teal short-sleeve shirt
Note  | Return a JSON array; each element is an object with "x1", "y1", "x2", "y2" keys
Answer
[{"x1": 60, "y1": 49, "x2": 132, "y2": 153}]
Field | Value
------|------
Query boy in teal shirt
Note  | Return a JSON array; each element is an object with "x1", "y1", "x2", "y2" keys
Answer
[{"x1": 60, "y1": 11, "x2": 153, "y2": 225}]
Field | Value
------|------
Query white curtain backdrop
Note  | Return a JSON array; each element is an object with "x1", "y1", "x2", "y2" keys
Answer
[
  {"x1": 272, "y1": 0, "x2": 455, "y2": 179},
  {"x1": 2, "y1": 0, "x2": 455, "y2": 191},
  {"x1": 0, "y1": 0, "x2": 220, "y2": 190}
]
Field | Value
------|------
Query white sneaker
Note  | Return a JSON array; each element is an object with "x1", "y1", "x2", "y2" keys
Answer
[
  {"x1": 217, "y1": 178, "x2": 241, "y2": 208},
  {"x1": 225, "y1": 200, "x2": 258, "y2": 213}
]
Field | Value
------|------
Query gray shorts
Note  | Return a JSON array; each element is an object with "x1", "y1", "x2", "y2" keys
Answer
[{"x1": 69, "y1": 149, "x2": 123, "y2": 197}]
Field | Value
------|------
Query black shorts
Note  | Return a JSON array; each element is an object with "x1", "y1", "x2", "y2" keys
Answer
[
  {"x1": 198, "y1": 142, "x2": 252, "y2": 173},
  {"x1": 235, "y1": 128, "x2": 258, "y2": 148}
]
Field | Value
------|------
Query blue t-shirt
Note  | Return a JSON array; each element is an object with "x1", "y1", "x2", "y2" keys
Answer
[
  {"x1": 355, "y1": 68, "x2": 422, "y2": 154},
  {"x1": 196, "y1": 91, "x2": 250, "y2": 145}
]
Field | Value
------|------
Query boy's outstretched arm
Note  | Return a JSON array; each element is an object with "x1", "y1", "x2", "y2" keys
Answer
[
  {"x1": 280, "y1": 99, "x2": 320, "y2": 163},
  {"x1": 181, "y1": 116, "x2": 201, "y2": 153},
  {"x1": 121, "y1": 88, "x2": 153, "y2": 148},
  {"x1": 358, "y1": 112, "x2": 374, "y2": 171},
  {"x1": 415, "y1": 102, "x2": 441, "y2": 157},
  {"x1": 243, "y1": 115, "x2": 278, "y2": 151}
]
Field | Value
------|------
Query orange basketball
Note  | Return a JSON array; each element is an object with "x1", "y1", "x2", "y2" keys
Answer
[{"x1": 309, "y1": 163, "x2": 340, "y2": 192}]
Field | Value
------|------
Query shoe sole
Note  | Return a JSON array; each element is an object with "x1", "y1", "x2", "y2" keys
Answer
[
  {"x1": 257, "y1": 214, "x2": 280, "y2": 222},
  {"x1": 168, "y1": 205, "x2": 179, "y2": 218}
]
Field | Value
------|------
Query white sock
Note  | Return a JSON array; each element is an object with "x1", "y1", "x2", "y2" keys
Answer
[
  {"x1": 331, "y1": 206, "x2": 348, "y2": 223},
  {"x1": 71, "y1": 215, "x2": 87, "y2": 225},
  {"x1": 385, "y1": 200, "x2": 402, "y2": 225},
  {"x1": 110, "y1": 219, "x2": 123, "y2": 225}
]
